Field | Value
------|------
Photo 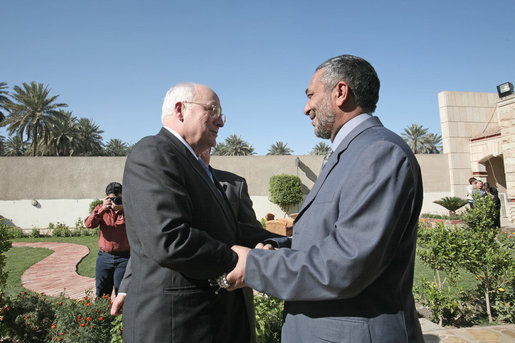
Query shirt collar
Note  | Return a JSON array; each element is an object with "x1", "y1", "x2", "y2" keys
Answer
[
  {"x1": 331, "y1": 113, "x2": 372, "y2": 151},
  {"x1": 163, "y1": 126, "x2": 199, "y2": 160}
]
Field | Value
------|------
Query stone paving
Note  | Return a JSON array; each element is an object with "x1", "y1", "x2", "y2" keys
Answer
[
  {"x1": 11, "y1": 241, "x2": 515, "y2": 342},
  {"x1": 12, "y1": 242, "x2": 95, "y2": 299}
]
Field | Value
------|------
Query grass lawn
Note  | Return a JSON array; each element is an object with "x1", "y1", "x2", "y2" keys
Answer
[{"x1": 5, "y1": 236, "x2": 98, "y2": 296}]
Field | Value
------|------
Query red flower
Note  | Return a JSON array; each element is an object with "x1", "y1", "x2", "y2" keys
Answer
[
  {"x1": 86, "y1": 303, "x2": 91, "y2": 307},
  {"x1": 57, "y1": 338, "x2": 62, "y2": 342},
  {"x1": 86, "y1": 317, "x2": 92, "y2": 322},
  {"x1": 80, "y1": 323, "x2": 85, "y2": 327},
  {"x1": 51, "y1": 323, "x2": 56, "y2": 329},
  {"x1": 58, "y1": 301, "x2": 63, "y2": 306},
  {"x1": 98, "y1": 316, "x2": 104, "y2": 321}
]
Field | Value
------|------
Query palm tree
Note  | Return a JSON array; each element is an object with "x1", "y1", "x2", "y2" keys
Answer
[
  {"x1": 104, "y1": 138, "x2": 130, "y2": 156},
  {"x1": 211, "y1": 142, "x2": 227, "y2": 156},
  {"x1": 214, "y1": 134, "x2": 255, "y2": 156},
  {"x1": 310, "y1": 142, "x2": 331, "y2": 155},
  {"x1": 76, "y1": 118, "x2": 104, "y2": 156},
  {"x1": 267, "y1": 141, "x2": 293, "y2": 155},
  {"x1": 44, "y1": 110, "x2": 79, "y2": 156},
  {"x1": 0, "y1": 82, "x2": 10, "y2": 124},
  {"x1": 421, "y1": 132, "x2": 442, "y2": 154},
  {"x1": 1, "y1": 82, "x2": 67, "y2": 156},
  {"x1": 401, "y1": 124, "x2": 428, "y2": 154},
  {"x1": 3, "y1": 136, "x2": 28, "y2": 156}
]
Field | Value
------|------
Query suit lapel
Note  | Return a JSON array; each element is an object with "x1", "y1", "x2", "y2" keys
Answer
[
  {"x1": 157, "y1": 129, "x2": 238, "y2": 230},
  {"x1": 295, "y1": 116, "x2": 384, "y2": 222}
]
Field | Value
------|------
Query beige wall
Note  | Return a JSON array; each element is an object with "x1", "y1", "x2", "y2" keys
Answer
[
  {"x1": 438, "y1": 91, "x2": 499, "y2": 197},
  {"x1": 0, "y1": 154, "x2": 451, "y2": 229}
]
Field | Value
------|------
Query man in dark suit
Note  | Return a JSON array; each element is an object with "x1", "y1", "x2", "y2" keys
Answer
[
  {"x1": 122, "y1": 82, "x2": 280, "y2": 342},
  {"x1": 228, "y1": 55, "x2": 424, "y2": 342},
  {"x1": 113, "y1": 148, "x2": 262, "y2": 342}
]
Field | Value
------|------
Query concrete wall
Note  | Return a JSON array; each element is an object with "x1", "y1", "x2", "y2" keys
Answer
[{"x1": 0, "y1": 154, "x2": 451, "y2": 229}]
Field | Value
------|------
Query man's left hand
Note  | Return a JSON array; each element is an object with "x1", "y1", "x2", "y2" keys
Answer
[{"x1": 226, "y1": 245, "x2": 250, "y2": 291}]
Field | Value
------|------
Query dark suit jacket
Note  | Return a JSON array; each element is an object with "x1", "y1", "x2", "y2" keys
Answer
[
  {"x1": 122, "y1": 128, "x2": 278, "y2": 342},
  {"x1": 245, "y1": 117, "x2": 424, "y2": 342}
]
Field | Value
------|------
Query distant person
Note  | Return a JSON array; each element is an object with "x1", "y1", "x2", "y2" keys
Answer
[
  {"x1": 466, "y1": 177, "x2": 476, "y2": 208},
  {"x1": 484, "y1": 182, "x2": 501, "y2": 228},
  {"x1": 473, "y1": 179, "x2": 487, "y2": 198},
  {"x1": 84, "y1": 182, "x2": 129, "y2": 297}
]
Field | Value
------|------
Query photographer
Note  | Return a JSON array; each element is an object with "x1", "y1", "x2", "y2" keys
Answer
[{"x1": 85, "y1": 182, "x2": 129, "y2": 297}]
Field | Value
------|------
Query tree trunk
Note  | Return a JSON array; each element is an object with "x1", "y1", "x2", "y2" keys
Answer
[{"x1": 485, "y1": 274, "x2": 493, "y2": 322}]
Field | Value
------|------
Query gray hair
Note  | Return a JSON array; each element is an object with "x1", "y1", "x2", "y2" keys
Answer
[
  {"x1": 316, "y1": 55, "x2": 380, "y2": 113},
  {"x1": 161, "y1": 82, "x2": 197, "y2": 121}
]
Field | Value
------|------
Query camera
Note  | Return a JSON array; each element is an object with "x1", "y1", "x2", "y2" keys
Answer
[{"x1": 109, "y1": 196, "x2": 122, "y2": 205}]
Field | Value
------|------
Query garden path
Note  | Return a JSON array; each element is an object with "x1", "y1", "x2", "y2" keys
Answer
[
  {"x1": 12, "y1": 242, "x2": 95, "y2": 299},
  {"x1": 11, "y1": 242, "x2": 515, "y2": 342}
]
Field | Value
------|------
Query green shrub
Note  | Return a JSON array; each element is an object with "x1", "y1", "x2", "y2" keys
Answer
[
  {"x1": 0, "y1": 291, "x2": 116, "y2": 342},
  {"x1": 416, "y1": 224, "x2": 464, "y2": 325},
  {"x1": 254, "y1": 292, "x2": 283, "y2": 343},
  {"x1": 415, "y1": 194, "x2": 515, "y2": 325},
  {"x1": 0, "y1": 291, "x2": 56, "y2": 342},
  {"x1": 49, "y1": 222, "x2": 73, "y2": 237},
  {"x1": 89, "y1": 199, "x2": 103, "y2": 213},
  {"x1": 0, "y1": 219, "x2": 13, "y2": 288},
  {"x1": 30, "y1": 228, "x2": 40, "y2": 238},
  {"x1": 110, "y1": 315, "x2": 123, "y2": 343},
  {"x1": 433, "y1": 196, "x2": 468, "y2": 215},
  {"x1": 269, "y1": 174, "x2": 303, "y2": 215}
]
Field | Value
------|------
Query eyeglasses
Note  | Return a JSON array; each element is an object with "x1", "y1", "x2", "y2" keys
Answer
[{"x1": 183, "y1": 101, "x2": 226, "y2": 124}]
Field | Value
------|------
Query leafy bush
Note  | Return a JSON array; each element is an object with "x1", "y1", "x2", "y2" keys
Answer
[
  {"x1": 49, "y1": 223, "x2": 73, "y2": 237},
  {"x1": 0, "y1": 291, "x2": 116, "y2": 342},
  {"x1": 0, "y1": 291, "x2": 56, "y2": 342},
  {"x1": 416, "y1": 224, "x2": 464, "y2": 325},
  {"x1": 415, "y1": 194, "x2": 515, "y2": 325},
  {"x1": 30, "y1": 228, "x2": 40, "y2": 238},
  {"x1": 269, "y1": 174, "x2": 303, "y2": 215},
  {"x1": 254, "y1": 293, "x2": 283, "y2": 343},
  {"x1": 0, "y1": 219, "x2": 13, "y2": 288},
  {"x1": 89, "y1": 199, "x2": 103, "y2": 213}
]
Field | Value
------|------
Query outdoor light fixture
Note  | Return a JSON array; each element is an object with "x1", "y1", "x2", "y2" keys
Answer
[{"x1": 496, "y1": 82, "x2": 514, "y2": 98}]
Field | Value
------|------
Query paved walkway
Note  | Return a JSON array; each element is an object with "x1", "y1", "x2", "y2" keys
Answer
[
  {"x1": 12, "y1": 242, "x2": 95, "y2": 299},
  {"x1": 11, "y1": 242, "x2": 515, "y2": 342}
]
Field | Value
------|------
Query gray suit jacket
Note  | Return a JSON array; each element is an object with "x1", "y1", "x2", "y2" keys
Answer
[
  {"x1": 245, "y1": 117, "x2": 424, "y2": 342},
  {"x1": 122, "y1": 128, "x2": 279, "y2": 342}
]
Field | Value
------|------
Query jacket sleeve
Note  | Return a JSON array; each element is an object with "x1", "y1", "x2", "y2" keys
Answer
[{"x1": 84, "y1": 204, "x2": 104, "y2": 228}]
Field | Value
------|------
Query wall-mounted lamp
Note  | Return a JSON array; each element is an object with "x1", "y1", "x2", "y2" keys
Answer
[
  {"x1": 31, "y1": 199, "x2": 39, "y2": 207},
  {"x1": 496, "y1": 82, "x2": 514, "y2": 98}
]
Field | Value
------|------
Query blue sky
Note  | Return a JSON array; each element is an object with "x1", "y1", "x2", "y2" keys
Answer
[{"x1": 2, "y1": 0, "x2": 514, "y2": 155}]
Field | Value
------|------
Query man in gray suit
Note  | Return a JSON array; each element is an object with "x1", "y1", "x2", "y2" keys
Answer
[
  {"x1": 122, "y1": 82, "x2": 280, "y2": 342},
  {"x1": 227, "y1": 55, "x2": 424, "y2": 342}
]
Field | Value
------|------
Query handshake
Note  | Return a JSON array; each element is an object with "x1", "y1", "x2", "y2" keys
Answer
[{"x1": 223, "y1": 242, "x2": 275, "y2": 291}]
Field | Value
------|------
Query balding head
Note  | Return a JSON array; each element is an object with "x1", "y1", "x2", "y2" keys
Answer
[{"x1": 161, "y1": 83, "x2": 224, "y2": 155}]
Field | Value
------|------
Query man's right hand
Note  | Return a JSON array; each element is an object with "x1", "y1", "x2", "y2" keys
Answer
[
  {"x1": 110, "y1": 293, "x2": 126, "y2": 316},
  {"x1": 102, "y1": 196, "x2": 113, "y2": 211}
]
